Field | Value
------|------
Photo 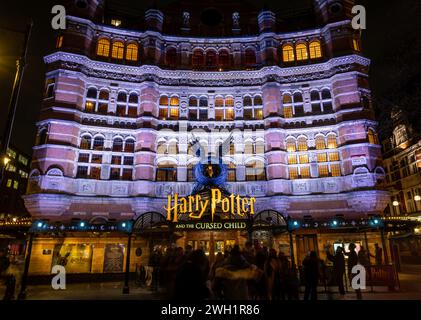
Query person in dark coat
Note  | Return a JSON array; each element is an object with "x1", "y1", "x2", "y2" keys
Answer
[
  {"x1": 302, "y1": 251, "x2": 320, "y2": 300},
  {"x1": 345, "y1": 243, "x2": 362, "y2": 300},
  {"x1": 326, "y1": 246, "x2": 346, "y2": 295},
  {"x1": 374, "y1": 244, "x2": 383, "y2": 265}
]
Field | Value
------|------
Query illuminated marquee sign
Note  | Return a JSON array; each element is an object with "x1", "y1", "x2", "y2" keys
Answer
[{"x1": 164, "y1": 188, "x2": 256, "y2": 223}]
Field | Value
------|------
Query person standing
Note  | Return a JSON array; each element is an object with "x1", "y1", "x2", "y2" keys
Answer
[
  {"x1": 345, "y1": 243, "x2": 362, "y2": 300},
  {"x1": 374, "y1": 244, "x2": 383, "y2": 265},
  {"x1": 302, "y1": 251, "x2": 320, "y2": 300},
  {"x1": 326, "y1": 246, "x2": 346, "y2": 296}
]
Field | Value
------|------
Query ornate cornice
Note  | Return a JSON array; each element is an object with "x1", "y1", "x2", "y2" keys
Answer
[{"x1": 44, "y1": 52, "x2": 370, "y2": 87}]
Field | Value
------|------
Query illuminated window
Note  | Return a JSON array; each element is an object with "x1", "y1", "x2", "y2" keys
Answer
[
  {"x1": 300, "y1": 166, "x2": 310, "y2": 179},
  {"x1": 255, "y1": 108, "x2": 263, "y2": 120},
  {"x1": 6, "y1": 179, "x2": 12, "y2": 188},
  {"x1": 315, "y1": 136, "x2": 326, "y2": 150},
  {"x1": 225, "y1": 107, "x2": 234, "y2": 120},
  {"x1": 246, "y1": 161, "x2": 265, "y2": 181},
  {"x1": 286, "y1": 139, "x2": 296, "y2": 152},
  {"x1": 244, "y1": 141, "x2": 254, "y2": 155},
  {"x1": 169, "y1": 107, "x2": 179, "y2": 120},
  {"x1": 329, "y1": 152, "x2": 340, "y2": 162},
  {"x1": 368, "y1": 129, "x2": 378, "y2": 144},
  {"x1": 159, "y1": 96, "x2": 169, "y2": 106},
  {"x1": 85, "y1": 101, "x2": 95, "y2": 113},
  {"x1": 282, "y1": 45, "x2": 294, "y2": 62},
  {"x1": 295, "y1": 43, "x2": 308, "y2": 61},
  {"x1": 317, "y1": 153, "x2": 327, "y2": 163},
  {"x1": 215, "y1": 108, "x2": 224, "y2": 121},
  {"x1": 284, "y1": 106, "x2": 293, "y2": 118},
  {"x1": 111, "y1": 19, "x2": 122, "y2": 27},
  {"x1": 170, "y1": 96, "x2": 179, "y2": 106},
  {"x1": 13, "y1": 181, "x2": 19, "y2": 190},
  {"x1": 327, "y1": 135, "x2": 337, "y2": 149},
  {"x1": 90, "y1": 167, "x2": 101, "y2": 180},
  {"x1": 288, "y1": 155, "x2": 297, "y2": 164},
  {"x1": 297, "y1": 137, "x2": 308, "y2": 151},
  {"x1": 56, "y1": 35, "x2": 64, "y2": 49},
  {"x1": 289, "y1": 167, "x2": 298, "y2": 180},
  {"x1": 299, "y1": 154, "x2": 309, "y2": 164},
  {"x1": 215, "y1": 97, "x2": 224, "y2": 107},
  {"x1": 80, "y1": 136, "x2": 92, "y2": 150},
  {"x1": 228, "y1": 162, "x2": 236, "y2": 182},
  {"x1": 331, "y1": 164, "x2": 341, "y2": 177},
  {"x1": 283, "y1": 94, "x2": 292, "y2": 104},
  {"x1": 126, "y1": 43, "x2": 138, "y2": 61},
  {"x1": 225, "y1": 97, "x2": 234, "y2": 107},
  {"x1": 18, "y1": 155, "x2": 28, "y2": 166},
  {"x1": 318, "y1": 164, "x2": 329, "y2": 177},
  {"x1": 6, "y1": 164, "x2": 16, "y2": 172},
  {"x1": 97, "y1": 38, "x2": 110, "y2": 57},
  {"x1": 309, "y1": 40, "x2": 322, "y2": 59},
  {"x1": 112, "y1": 41, "x2": 124, "y2": 59}
]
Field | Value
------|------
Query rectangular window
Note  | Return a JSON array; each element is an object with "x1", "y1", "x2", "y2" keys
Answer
[
  {"x1": 128, "y1": 107, "x2": 137, "y2": 118},
  {"x1": 329, "y1": 152, "x2": 340, "y2": 162},
  {"x1": 294, "y1": 105, "x2": 304, "y2": 116},
  {"x1": 318, "y1": 164, "x2": 329, "y2": 177},
  {"x1": 331, "y1": 164, "x2": 341, "y2": 177},
  {"x1": 215, "y1": 108, "x2": 223, "y2": 121},
  {"x1": 78, "y1": 154, "x2": 90, "y2": 163},
  {"x1": 169, "y1": 107, "x2": 179, "y2": 120},
  {"x1": 284, "y1": 106, "x2": 293, "y2": 118},
  {"x1": 122, "y1": 169, "x2": 133, "y2": 180},
  {"x1": 189, "y1": 109, "x2": 197, "y2": 120},
  {"x1": 199, "y1": 109, "x2": 208, "y2": 120},
  {"x1": 56, "y1": 35, "x2": 64, "y2": 49},
  {"x1": 111, "y1": 156, "x2": 121, "y2": 165},
  {"x1": 91, "y1": 154, "x2": 102, "y2": 164},
  {"x1": 288, "y1": 155, "x2": 297, "y2": 164},
  {"x1": 13, "y1": 181, "x2": 19, "y2": 190},
  {"x1": 300, "y1": 166, "x2": 310, "y2": 179},
  {"x1": 18, "y1": 155, "x2": 28, "y2": 166},
  {"x1": 76, "y1": 166, "x2": 88, "y2": 179},
  {"x1": 225, "y1": 107, "x2": 234, "y2": 120},
  {"x1": 299, "y1": 154, "x2": 309, "y2": 164},
  {"x1": 116, "y1": 105, "x2": 126, "y2": 117},
  {"x1": 90, "y1": 167, "x2": 101, "y2": 180},
  {"x1": 110, "y1": 168, "x2": 120, "y2": 180},
  {"x1": 19, "y1": 170, "x2": 28, "y2": 179},
  {"x1": 244, "y1": 108, "x2": 253, "y2": 120},
  {"x1": 255, "y1": 108, "x2": 263, "y2": 120},
  {"x1": 6, "y1": 164, "x2": 16, "y2": 172},
  {"x1": 6, "y1": 179, "x2": 12, "y2": 188},
  {"x1": 123, "y1": 157, "x2": 134, "y2": 165},
  {"x1": 317, "y1": 153, "x2": 327, "y2": 163},
  {"x1": 159, "y1": 108, "x2": 167, "y2": 119},
  {"x1": 289, "y1": 167, "x2": 298, "y2": 180}
]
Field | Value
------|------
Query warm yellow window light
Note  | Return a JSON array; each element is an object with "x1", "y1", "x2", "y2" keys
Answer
[
  {"x1": 331, "y1": 164, "x2": 341, "y2": 177},
  {"x1": 225, "y1": 107, "x2": 234, "y2": 120},
  {"x1": 112, "y1": 41, "x2": 124, "y2": 59},
  {"x1": 126, "y1": 43, "x2": 138, "y2": 61},
  {"x1": 289, "y1": 167, "x2": 298, "y2": 180},
  {"x1": 317, "y1": 153, "x2": 327, "y2": 163},
  {"x1": 159, "y1": 96, "x2": 169, "y2": 105},
  {"x1": 170, "y1": 96, "x2": 180, "y2": 106},
  {"x1": 315, "y1": 136, "x2": 326, "y2": 150},
  {"x1": 297, "y1": 137, "x2": 308, "y2": 151},
  {"x1": 286, "y1": 140, "x2": 296, "y2": 152},
  {"x1": 56, "y1": 35, "x2": 64, "y2": 49},
  {"x1": 97, "y1": 38, "x2": 110, "y2": 57},
  {"x1": 327, "y1": 135, "x2": 337, "y2": 149},
  {"x1": 299, "y1": 154, "x2": 309, "y2": 164},
  {"x1": 329, "y1": 152, "x2": 340, "y2": 162},
  {"x1": 301, "y1": 166, "x2": 310, "y2": 179},
  {"x1": 309, "y1": 40, "x2": 322, "y2": 59},
  {"x1": 368, "y1": 129, "x2": 378, "y2": 144},
  {"x1": 283, "y1": 105, "x2": 293, "y2": 118},
  {"x1": 282, "y1": 45, "x2": 295, "y2": 62},
  {"x1": 288, "y1": 155, "x2": 297, "y2": 165},
  {"x1": 295, "y1": 43, "x2": 308, "y2": 61},
  {"x1": 318, "y1": 164, "x2": 329, "y2": 177}
]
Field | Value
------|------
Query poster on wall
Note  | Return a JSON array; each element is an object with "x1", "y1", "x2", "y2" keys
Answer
[
  {"x1": 103, "y1": 244, "x2": 125, "y2": 273},
  {"x1": 51, "y1": 244, "x2": 93, "y2": 273}
]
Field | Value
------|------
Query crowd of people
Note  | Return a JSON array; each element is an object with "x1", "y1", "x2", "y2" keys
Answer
[{"x1": 137, "y1": 241, "x2": 385, "y2": 300}]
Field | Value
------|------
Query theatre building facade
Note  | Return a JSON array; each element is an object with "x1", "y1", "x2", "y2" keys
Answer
[{"x1": 23, "y1": 0, "x2": 390, "y2": 276}]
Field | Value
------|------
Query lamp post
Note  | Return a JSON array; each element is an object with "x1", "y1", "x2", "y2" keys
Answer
[{"x1": 0, "y1": 21, "x2": 33, "y2": 186}]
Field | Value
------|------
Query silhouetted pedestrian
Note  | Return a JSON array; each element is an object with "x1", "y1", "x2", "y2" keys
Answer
[
  {"x1": 326, "y1": 246, "x2": 345, "y2": 295},
  {"x1": 302, "y1": 251, "x2": 319, "y2": 300}
]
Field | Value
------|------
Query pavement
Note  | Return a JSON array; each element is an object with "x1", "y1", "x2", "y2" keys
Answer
[{"x1": 1, "y1": 264, "x2": 421, "y2": 300}]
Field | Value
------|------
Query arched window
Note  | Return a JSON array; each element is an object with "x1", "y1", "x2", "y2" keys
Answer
[
  {"x1": 166, "y1": 47, "x2": 177, "y2": 67},
  {"x1": 243, "y1": 96, "x2": 252, "y2": 106},
  {"x1": 206, "y1": 50, "x2": 217, "y2": 68},
  {"x1": 192, "y1": 49, "x2": 204, "y2": 68},
  {"x1": 286, "y1": 138, "x2": 296, "y2": 152},
  {"x1": 199, "y1": 97, "x2": 208, "y2": 107},
  {"x1": 169, "y1": 96, "x2": 179, "y2": 120},
  {"x1": 293, "y1": 92, "x2": 304, "y2": 116},
  {"x1": 111, "y1": 41, "x2": 124, "y2": 59},
  {"x1": 219, "y1": 49, "x2": 230, "y2": 68},
  {"x1": 189, "y1": 97, "x2": 198, "y2": 107},
  {"x1": 297, "y1": 136, "x2": 308, "y2": 151},
  {"x1": 97, "y1": 38, "x2": 110, "y2": 57},
  {"x1": 368, "y1": 129, "x2": 378, "y2": 144},
  {"x1": 126, "y1": 43, "x2": 138, "y2": 61},
  {"x1": 282, "y1": 44, "x2": 294, "y2": 62},
  {"x1": 117, "y1": 92, "x2": 127, "y2": 102},
  {"x1": 170, "y1": 96, "x2": 180, "y2": 106},
  {"x1": 124, "y1": 139, "x2": 135, "y2": 153},
  {"x1": 321, "y1": 89, "x2": 331, "y2": 100},
  {"x1": 215, "y1": 97, "x2": 224, "y2": 107},
  {"x1": 327, "y1": 134, "x2": 337, "y2": 149},
  {"x1": 80, "y1": 135, "x2": 91, "y2": 149},
  {"x1": 129, "y1": 93, "x2": 138, "y2": 104},
  {"x1": 254, "y1": 95, "x2": 263, "y2": 106},
  {"x1": 315, "y1": 136, "x2": 326, "y2": 150},
  {"x1": 295, "y1": 43, "x2": 308, "y2": 61},
  {"x1": 311, "y1": 91, "x2": 320, "y2": 101},
  {"x1": 99, "y1": 90, "x2": 109, "y2": 101},
  {"x1": 113, "y1": 138, "x2": 123, "y2": 152},
  {"x1": 245, "y1": 48, "x2": 256, "y2": 67},
  {"x1": 159, "y1": 95, "x2": 169, "y2": 106},
  {"x1": 93, "y1": 137, "x2": 104, "y2": 150},
  {"x1": 309, "y1": 40, "x2": 322, "y2": 59},
  {"x1": 311, "y1": 91, "x2": 321, "y2": 114},
  {"x1": 87, "y1": 88, "x2": 97, "y2": 99}
]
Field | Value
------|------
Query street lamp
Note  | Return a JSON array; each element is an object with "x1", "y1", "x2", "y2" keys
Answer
[
  {"x1": 392, "y1": 201, "x2": 399, "y2": 207},
  {"x1": 414, "y1": 195, "x2": 421, "y2": 201}
]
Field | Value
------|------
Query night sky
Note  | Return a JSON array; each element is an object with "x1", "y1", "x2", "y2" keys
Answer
[{"x1": 0, "y1": 0, "x2": 420, "y2": 155}]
